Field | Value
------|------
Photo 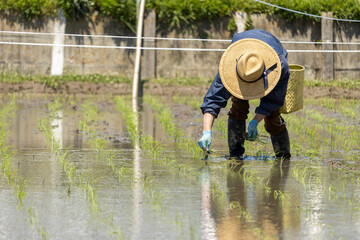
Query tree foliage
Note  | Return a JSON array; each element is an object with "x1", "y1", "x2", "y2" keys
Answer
[{"x1": 0, "y1": 0, "x2": 359, "y2": 30}]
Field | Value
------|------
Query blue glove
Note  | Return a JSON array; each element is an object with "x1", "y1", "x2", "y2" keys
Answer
[
  {"x1": 247, "y1": 120, "x2": 258, "y2": 141},
  {"x1": 198, "y1": 130, "x2": 212, "y2": 152}
]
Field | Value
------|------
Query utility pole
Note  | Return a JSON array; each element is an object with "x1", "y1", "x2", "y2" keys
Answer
[{"x1": 132, "y1": 0, "x2": 146, "y2": 99}]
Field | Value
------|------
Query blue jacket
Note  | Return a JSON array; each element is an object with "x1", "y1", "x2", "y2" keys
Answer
[{"x1": 200, "y1": 29, "x2": 290, "y2": 117}]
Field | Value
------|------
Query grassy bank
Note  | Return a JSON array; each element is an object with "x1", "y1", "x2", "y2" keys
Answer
[
  {"x1": 0, "y1": 72, "x2": 132, "y2": 88},
  {"x1": 0, "y1": 72, "x2": 359, "y2": 90}
]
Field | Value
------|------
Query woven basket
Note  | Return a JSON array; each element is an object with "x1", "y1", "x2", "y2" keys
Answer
[{"x1": 279, "y1": 64, "x2": 305, "y2": 114}]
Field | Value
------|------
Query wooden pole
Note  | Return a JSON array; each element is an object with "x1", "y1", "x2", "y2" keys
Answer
[{"x1": 132, "y1": 0, "x2": 146, "y2": 99}]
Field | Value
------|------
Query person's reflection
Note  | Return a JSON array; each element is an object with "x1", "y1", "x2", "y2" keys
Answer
[
  {"x1": 217, "y1": 160, "x2": 257, "y2": 239},
  {"x1": 216, "y1": 159, "x2": 291, "y2": 240},
  {"x1": 259, "y1": 159, "x2": 290, "y2": 239}
]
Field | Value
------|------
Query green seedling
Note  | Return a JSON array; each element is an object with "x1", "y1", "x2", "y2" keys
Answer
[
  {"x1": 16, "y1": 180, "x2": 28, "y2": 208},
  {"x1": 229, "y1": 201, "x2": 253, "y2": 222},
  {"x1": 263, "y1": 180, "x2": 272, "y2": 196}
]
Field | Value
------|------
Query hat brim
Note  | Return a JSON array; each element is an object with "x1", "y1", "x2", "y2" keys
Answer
[{"x1": 219, "y1": 38, "x2": 281, "y2": 100}]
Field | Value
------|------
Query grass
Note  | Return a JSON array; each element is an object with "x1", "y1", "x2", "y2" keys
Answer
[
  {"x1": 0, "y1": 71, "x2": 131, "y2": 88},
  {"x1": 1, "y1": 72, "x2": 358, "y2": 90},
  {"x1": 304, "y1": 79, "x2": 360, "y2": 89}
]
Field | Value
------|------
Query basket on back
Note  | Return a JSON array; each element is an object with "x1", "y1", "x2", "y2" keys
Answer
[{"x1": 279, "y1": 64, "x2": 305, "y2": 114}]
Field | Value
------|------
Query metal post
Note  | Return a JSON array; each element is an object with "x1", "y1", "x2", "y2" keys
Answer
[{"x1": 132, "y1": 0, "x2": 146, "y2": 99}]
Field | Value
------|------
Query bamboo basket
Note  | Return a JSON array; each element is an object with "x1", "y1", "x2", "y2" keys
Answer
[{"x1": 279, "y1": 64, "x2": 305, "y2": 114}]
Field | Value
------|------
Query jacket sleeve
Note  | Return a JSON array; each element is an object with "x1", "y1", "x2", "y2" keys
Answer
[
  {"x1": 255, "y1": 58, "x2": 290, "y2": 116},
  {"x1": 200, "y1": 73, "x2": 232, "y2": 118}
]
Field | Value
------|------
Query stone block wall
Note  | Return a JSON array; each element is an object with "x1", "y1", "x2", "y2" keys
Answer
[{"x1": 0, "y1": 12, "x2": 358, "y2": 80}]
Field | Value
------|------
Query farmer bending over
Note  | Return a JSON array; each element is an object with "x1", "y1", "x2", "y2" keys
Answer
[{"x1": 198, "y1": 29, "x2": 291, "y2": 160}]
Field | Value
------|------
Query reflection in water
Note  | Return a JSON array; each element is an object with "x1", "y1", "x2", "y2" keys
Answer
[
  {"x1": 258, "y1": 160, "x2": 291, "y2": 239},
  {"x1": 52, "y1": 110, "x2": 63, "y2": 149},
  {"x1": 200, "y1": 166, "x2": 217, "y2": 240},
  {"x1": 131, "y1": 97, "x2": 142, "y2": 240},
  {"x1": 2, "y1": 96, "x2": 360, "y2": 239},
  {"x1": 214, "y1": 160, "x2": 294, "y2": 240}
]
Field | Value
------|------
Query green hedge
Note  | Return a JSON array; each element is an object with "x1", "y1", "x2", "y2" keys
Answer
[{"x1": 0, "y1": 0, "x2": 359, "y2": 30}]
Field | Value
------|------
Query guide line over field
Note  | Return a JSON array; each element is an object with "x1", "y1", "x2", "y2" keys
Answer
[
  {"x1": 0, "y1": 41, "x2": 358, "y2": 53},
  {"x1": 0, "y1": 30, "x2": 360, "y2": 45}
]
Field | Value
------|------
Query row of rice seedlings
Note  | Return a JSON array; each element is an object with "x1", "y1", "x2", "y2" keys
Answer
[
  {"x1": 305, "y1": 97, "x2": 359, "y2": 121},
  {"x1": 0, "y1": 97, "x2": 50, "y2": 239},
  {"x1": 114, "y1": 97, "x2": 201, "y2": 233},
  {"x1": 301, "y1": 99, "x2": 359, "y2": 161},
  {"x1": 115, "y1": 97, "x2": 198, "y2": 175},
  {"x1": 39, "y1": 99, "x2": 102, "y2": 214},
  {"x1": 143, "y1": 95, "x2": 203, "y2": 158},
  {"x1": 77, "y1": 99, "x2": 137, "y2": 183},
  {"x1": 55, "y1": 98, "x2": 126, "y2": 238},
  {"x1": 77, "y1": 97, "x2": 186, "y2": 232},
  {"x1": 300, "y1": 105, "x2": 359, "y2": 162}
]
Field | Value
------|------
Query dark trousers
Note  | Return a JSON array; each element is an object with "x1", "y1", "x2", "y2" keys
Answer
[{"x1": 228, "y1": 96, "x2": 286, "y2": 136}]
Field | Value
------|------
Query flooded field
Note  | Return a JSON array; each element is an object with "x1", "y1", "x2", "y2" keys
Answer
[{"x1": 0, "y1": 93, "x2": 359, "y2": 240}]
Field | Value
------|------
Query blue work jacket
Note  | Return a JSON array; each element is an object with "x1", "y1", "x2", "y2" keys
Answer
[{"x1": 200, "y1": 29, "x2": 290, "y2": 117}]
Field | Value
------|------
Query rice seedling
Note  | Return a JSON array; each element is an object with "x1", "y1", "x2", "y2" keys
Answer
[
  {"x1": 263, "y1": 180, "x2": 272, "y2": 196},
  {"x1": 114, "y1": 97, "x2": 139, "y2": 142},
  {"x1": 273, "y1": 189, "x2": 287, "y2": 202},
  {"x1": 143, "y1": 95, "x2": 203, "y2": 157},
  {"x1": 16, "y1": 180, "x2": 28, "y2": 208},
  {"x1": 229, "y1": 201, "x2": 253, "y2": 222}
]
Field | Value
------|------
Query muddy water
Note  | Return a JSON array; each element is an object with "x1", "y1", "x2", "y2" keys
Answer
[{"x1": 1, "y1": 94, "x2": 360, "y2": 240}]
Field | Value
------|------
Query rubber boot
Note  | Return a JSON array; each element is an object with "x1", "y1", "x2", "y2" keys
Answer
[
  {"x1": 270, "y1": 127, "x2": 291, "y2": 160},
  {"x1": 227, "y1": 117, "x2": 246, "y2": 160}
]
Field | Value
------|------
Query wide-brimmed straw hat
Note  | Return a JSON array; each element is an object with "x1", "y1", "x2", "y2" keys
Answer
[{"x1": 219, "y1": 38, "x2": 281, "y2": 100}]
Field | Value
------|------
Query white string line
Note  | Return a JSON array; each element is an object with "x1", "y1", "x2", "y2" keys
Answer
[
  {"x1": 281, "y1": 41, "x2": 360, "y2": 45},
  {"x1": 0, "y1": 30, "x2": 231, "y2": 42},
  {"x1": 254, "y1": 0, "x2": 360, "y2": 23},
  {"x1": 1, "y1": 30, "x2": 360, "y2": 45},
  {"x1": 0, "y1": 41, "x2": 359, "y2": 53}
]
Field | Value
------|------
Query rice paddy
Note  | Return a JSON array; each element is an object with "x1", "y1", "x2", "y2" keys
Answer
[{"x1": 0, "y1": 93, "x2": 359, "y2": 239}]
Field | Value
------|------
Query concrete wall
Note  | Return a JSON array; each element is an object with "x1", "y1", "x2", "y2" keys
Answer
[{"x1": 0, "y1": 12, "x2": 359, "y2": 80}]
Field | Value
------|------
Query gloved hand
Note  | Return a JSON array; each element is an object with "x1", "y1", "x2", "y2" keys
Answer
[
  {"x1": 198, "y1": 130, "x2": 212, "y2": 152},
  {"x1": 247, "y1": 120, "x2": 258, "y2": 141}
]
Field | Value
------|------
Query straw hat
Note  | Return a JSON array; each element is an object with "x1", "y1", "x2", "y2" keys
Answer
[{"x1": 219, "y1": 38, "x2": 282, "y2": 100}]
